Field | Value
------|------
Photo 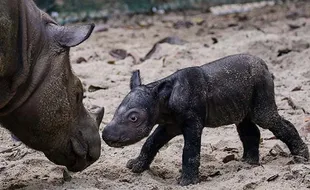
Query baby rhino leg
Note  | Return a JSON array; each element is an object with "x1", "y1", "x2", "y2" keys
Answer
[
  {"x1": 252, "y1": 75, "x2": 308, "y2": 161},
  {"x1": 236, "y1": 118, "x2": 260, "y2": 165},
  {"x1": 254, "y1": 113, "x2": 309, "y2": 161},
  {"x1": 127, "y1": 124, "x2": 180, "y2": 173}
]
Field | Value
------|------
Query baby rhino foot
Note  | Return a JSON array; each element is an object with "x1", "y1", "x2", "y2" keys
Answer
[
  {"x1": 177, "y1": 175, "x2": 199, "y2": 186},
  {"x1": 126, "y1": 157, "x2": 149, "y2": 173},
  {"x1": 292, "y1": 155, "x2": 308, "y2": 163},
  {"x1": 241, "y1": 152, "x2": 259, "y2": 165},
  {"x1": 291, "y1": 143, "x2": 309, "y2": 163},
  {"x1": 242, "y1": 156, "x2": 259, "y2": 165}
]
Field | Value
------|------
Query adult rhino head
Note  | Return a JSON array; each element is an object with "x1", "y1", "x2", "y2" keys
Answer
[{"x1": 0, "y1": 0, "x2": 104, "y2": 172}]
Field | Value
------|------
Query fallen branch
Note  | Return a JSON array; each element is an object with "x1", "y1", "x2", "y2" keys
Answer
[
  {"x1": 0, "y1": 143, "x2": 22, "y2": 154},
  {"x1": 250, "y1": 24, "x2": 266, "y2": 34},
  {"x1": 141, "y1": 36, "x2": 187, "y2": 62},
  {"x1": 282, "y1": 97, "x2": 310, "y2": 114}
]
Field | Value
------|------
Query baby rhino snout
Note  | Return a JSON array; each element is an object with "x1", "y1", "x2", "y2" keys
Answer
[{"x1": 102, "y1": 124, "x2": 122, "y2": 147}]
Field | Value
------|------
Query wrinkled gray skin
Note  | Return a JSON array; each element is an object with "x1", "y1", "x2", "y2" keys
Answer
[
  {"x1": 102, "y1": 54, "x2": 309, "y2": 186},
  {"x1": 0, "y1": 0, "x2": 104, "y2": 172}
]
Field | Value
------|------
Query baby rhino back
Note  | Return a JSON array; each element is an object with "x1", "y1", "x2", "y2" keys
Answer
[{"x1": 200, "y1": 54, "x2": 274, "y2": 127}]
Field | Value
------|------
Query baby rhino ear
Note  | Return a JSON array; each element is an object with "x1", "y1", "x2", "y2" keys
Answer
[
  {"x1": 130, "y1": 70, "x2": 142, "y2": 89},
  {"x1": 153, "y1": 81, "x2": 172, "y2": 100}
]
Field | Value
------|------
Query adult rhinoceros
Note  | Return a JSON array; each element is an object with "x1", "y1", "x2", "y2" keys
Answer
[{"x1": 0, "y1": 0, "x2": 104, "y2": 172}]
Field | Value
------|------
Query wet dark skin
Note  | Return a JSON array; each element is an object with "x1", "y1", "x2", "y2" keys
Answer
[{"x1": 102, "y1": 54, "x2": 309, "y2": 186}]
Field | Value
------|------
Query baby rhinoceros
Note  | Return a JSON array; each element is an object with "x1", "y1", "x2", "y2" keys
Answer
[{"x1": 102, "y1": 54, "x2": 309, "y2": 186}]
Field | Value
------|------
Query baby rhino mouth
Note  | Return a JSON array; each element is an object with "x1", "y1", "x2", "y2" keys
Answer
[
  {"x1": 101, "y1": 127, "x2": 143, "y2": 148},
  {"x1": 102, "y1": 133, "x2": 136, "y2": 147}
]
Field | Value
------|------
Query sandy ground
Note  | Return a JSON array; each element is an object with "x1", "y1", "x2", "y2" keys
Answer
[{"x1": 1, "y1": 2, "x2": 310, "y2": 190}]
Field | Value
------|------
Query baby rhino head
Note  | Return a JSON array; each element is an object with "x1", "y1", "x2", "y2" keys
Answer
[{"x1": 102, "y1": 70, "x2": 171, "y2": 147}]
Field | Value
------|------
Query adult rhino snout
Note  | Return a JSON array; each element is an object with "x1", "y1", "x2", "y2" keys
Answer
[
  {"x1": 68, "y1": 107, "x2": 104, "y2": 172},
  {"x1": 68, "y1": 130, "x2": 100, "y2": 172},
  {"x1": 44, "y1": 107, "x2": 104, "y2": 172}
]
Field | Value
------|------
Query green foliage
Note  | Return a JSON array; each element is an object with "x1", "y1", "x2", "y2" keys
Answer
[
  {"x1": 35, "y1": 0, "x2": 274, "y2": 14},
  {"x1": 59, "y1": 0, "x2": 104, "y2": 12},
  {"x1": 34, "y1": 0, "x2": 56, "y2": 12}
]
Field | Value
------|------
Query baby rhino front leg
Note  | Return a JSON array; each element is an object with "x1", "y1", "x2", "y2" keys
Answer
[
  {"x1": 178, "y1": 118, "x2": 204, "y2": 186},
  {"x1": 127, "y1": 124, "x2": 180, "y2": 173}
]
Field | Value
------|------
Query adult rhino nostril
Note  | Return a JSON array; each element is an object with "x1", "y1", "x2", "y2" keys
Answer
[
  {"x1": 86, "y1": 142, "x2": 100, "y2": 163},
  {"x1": 71, "y1": 138, "x2": 87, "y2": 158}
]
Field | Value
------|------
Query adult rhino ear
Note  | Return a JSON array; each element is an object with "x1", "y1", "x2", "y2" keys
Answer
[
  {"x1": 49, "y1": 23, "x2": 95, "y2": 47},
  {"x1": 130, "y1": 70, "x2": 142, "y2": 89}
]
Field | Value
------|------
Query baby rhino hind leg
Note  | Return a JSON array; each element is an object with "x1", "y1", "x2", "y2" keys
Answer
[
  {"x1": 254, "y1": 113, "x2": 309, "y2": 161},
  {"x1": 251, "y1": 69, "x2": 309, "y2": 161},
  {"x1": 236, "y1": 118, "x2": 260, "y2": 165}
]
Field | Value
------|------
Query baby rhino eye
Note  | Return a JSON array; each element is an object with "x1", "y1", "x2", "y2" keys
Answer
[{"x1": 129, "y1": 114, "x2": 138, "y2": 122}]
